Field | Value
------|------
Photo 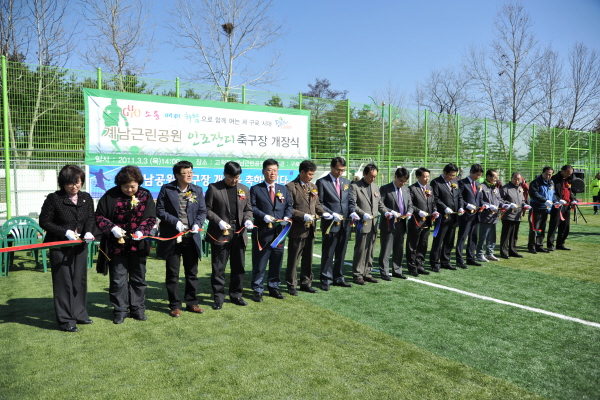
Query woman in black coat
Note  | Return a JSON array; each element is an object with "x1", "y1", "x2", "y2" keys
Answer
[
  {"x1": 95, "y1": 165, "x2": 156, "y2": 325},
  {"x1": 39, "y1": 165, "x2": 96, "y2": 332}
]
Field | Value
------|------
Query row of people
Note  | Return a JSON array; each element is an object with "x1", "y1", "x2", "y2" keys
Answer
[{"x1": 37, "y1": 159, "x2": 579, "y2": 331}]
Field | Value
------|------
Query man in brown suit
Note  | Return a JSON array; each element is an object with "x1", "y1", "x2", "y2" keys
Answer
[
  {"x1": 205, "y1": 161, "x2": 254, "y2": 310},
  {"x1": 351, "y1": 164, "x2": 389, "y2": 285},
  {"x1": 286, "y1": 160, "x2": 330, "y2": 295}
]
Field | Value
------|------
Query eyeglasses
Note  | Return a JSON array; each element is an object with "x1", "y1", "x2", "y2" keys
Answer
[
  {"x1": 66, "y1": 182, "x2": 82, "y2": 187},
  {"x1": 333, "y1": 167, "x2": 346, "y2": 173},
  {"x1": 178, "y1": 172, "x2": 194, "y2": 177}
]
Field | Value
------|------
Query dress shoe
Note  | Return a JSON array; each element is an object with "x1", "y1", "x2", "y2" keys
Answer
[
  {"x1": 442, "y1": 265, "x2": 457, "y2": 270},
  {"x1": 509, "y1": 252, "x2": 523, "y2": 258},
  {"x1": 231, "y1": 297, "x2": 248, "y2": 306},
  {"x1": 269, "y1": 289, "x2": 286, "y2": 299},
  {"x1": 409, "y1": 271, "x2": 420, "y2": 277},
  {"x1": 353, "y1": 278, "x2": 366, "y2": 285},
  {"x1": 475, "y1": 256, "x2": 489, "y2": 263},
  {"x1": 320, "y1": 283, "x2": 330, "y2": 291},
  {"x1": 252, "y1": 292, "x2": 263, "y2": 302},
  {"x1": 63, "y1": 326, "x2": 78, "y2": 332},
  {"x1": 364, "y1": 276, "x2": 379, "y2": 283},
  {"x1": 132, "y1": 313, "x2": 148, "y2": 321},
  {"x1": 186, "y1": 304, "x2": 204, "y2": 313},
  {"x1": 457, "y1": 264, "x2": 468, "y2": 269},
  {"x1": 536, "y1": 246, "x2": 550, "y2": 253},
  {"x1": 431, "y1": 267, "x2": 441, "y2": 273},
  {"x1": 557, "y1": 245, "x2": 571, "y2": 251},
  {"x1": 170, "y1": 309, "x2": 181, "y2": 317},
  {"x1": 77, "y1": 319, "x2": 93, "y2": 324},
  {"x1": 487, "y1": 255, "x2": 500, "y2": 261},
  {"x1": 113, "y1": 316, "x2": 125, "y2": 324},
  {"x1": 391, "y1": 273, "x2": 407, "y2": 279},
  {"x1": 547, "y1": 246, "x2": 555, "y2": 252},
  {"x1": 500, "y1": 254, "x2": 510, "y2": 260},
  {"x1": 528, "y1": 247, "x2": 537, "y2": 254},
  {"x1": 212, "y1": 302, "x2": 223, "y2": 310},
  {"x1": 300, "y1": 286, "x2": 318, "y2": 293},
  {"x1": 288, "y1": 286, "x2": 298, "y2": 296},
  {"x1": 417, "y1": 268, "x2": 430, "y2": 275},
  {"x1": 466, "y1": 260, "x2": 482, "y2": 266},
  {"x1": 380, "y1": 275, "x2": 392, "y2": 281},
  {"x1": 332, "y1": 281, "x2": 352, "y2": 287}
]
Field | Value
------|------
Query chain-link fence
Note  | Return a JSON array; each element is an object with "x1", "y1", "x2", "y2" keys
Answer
[{"x1": 1, "y1": 57, "x2": 598, "y2": 221}]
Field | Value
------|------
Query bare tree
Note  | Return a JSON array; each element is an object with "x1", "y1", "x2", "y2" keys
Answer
[
  {"x1": 28, "y1": 0, "x2": 77, "y2": 66},
  {"x1": 0, "y1": 0, "x2": 28, "y2": 61},
  {"x1": 79, "y1": 0, "x2": 155, "y2": 89},
  {"x1": 562, "y1": 42, "x2": 600, "y2": 131},
  {"x1": 415, "y1": 67, "x2": 471, "y2": 115},
  {"x1": 371, "y1": 79, "x2": 407, "y2": 112},
  {"x1": 535, "y1": 47, "x2": 567, "y2": 128},
  {"x1": 167, "y1": 0, "x2": 285, "y2": 101}
]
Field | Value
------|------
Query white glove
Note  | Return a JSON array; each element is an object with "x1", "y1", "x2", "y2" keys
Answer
[
  {"x1": 363, "y1": 214, "x2": 372, "y2": 221},
  {"x1": 218, "y1": 220, "x2": 231, "y2": 230},
  {"x1": 303, "y1": 214, "x2": 314, "y2": 222},
  {"x1": 432, "y1": 212, "x2": 440, "y2": 218},
  {"x1": 322, "y1": 212, "x2": 333, "y2": 220},
  {"x1": 385, "y1": 212, "x2": 394, "y2": 219},
  {"x1": 111, "y1": 226, "x2": 123, "y2": 238},
  {"x1": 544, "y1": 200, "x2": 553, "y2": 207},
  {"x1": 444, "y1": 207, "x2": 453, "y2": 214},
  {"x1": 571, "y1": 200, "x2": 578, "y2": 205},
  {"x1": 244, "y1": 220, "x2": 254, "y2": 230},
  {"x1": 510, "y1": 203, "x2": 517, "y2": 209},
  {"x1": 176, "y1": 221, "x2": 186, "y2": 232},
  {"x1": 191, "y1": 224, "x2": 200, "y2": 233},
  {"x1": 132, "y1": 231, "x2": 143, "y2": 241},
  {"x1": 559, "y1": 199, "x2": 567, "y2": 205},
  {"x1": 83, "y1": 232, "x2": 95, "y2": 243},
  {"x1": 350, "y1": 212, "x2": 360, "y2": 220},
  {"x1": 489, "y1": 205, "x2": 498, "y2": 212},
  {"x1": 332, "y1": 213, "x2": 342, "y2": 222},
  {"x1": 418, "y1": 210, "x2": 428, "y2": 218},
  {"x1": 458, "y1": 208, "x2": 465, "y2": 214},
  {"x1": 466, "y1": 203, "x2": 476, "y2": 210},
  {"x1": 524, "y1": 204, "x2": 532, "y2": 210},
  {"x1": 406, "y1": 214, "x2": 413, "y2": 220},
  {"x1": 482, "y1": 204, "x2": 489, "y2": 209},
  {"x1": 263, "y1": 215, "x2": 275, "y2": 223},
  {"x1": 280, "y1": 217, "x2": 290, "y2": 226},
  {"x1": 65, "y1": 229, "x2": 78, "y2": 241},
  {"x1": 393, "y1": 211, "x2": 402, "y2": 218}
]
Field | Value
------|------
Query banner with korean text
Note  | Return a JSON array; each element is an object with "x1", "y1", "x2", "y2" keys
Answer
[{"x1": 84, "y1": 89, "x2": 311, "y2": 199}]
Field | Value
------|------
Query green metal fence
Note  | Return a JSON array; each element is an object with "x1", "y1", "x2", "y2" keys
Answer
[{"x1": 1, "y1": 56, "x2": 599, "y2": 219}]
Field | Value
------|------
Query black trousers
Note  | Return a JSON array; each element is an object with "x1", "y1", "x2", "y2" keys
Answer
[
  {"x1": 286, "y1": 232, "x2": 315, "y2": 288},
  {"x1": 500, "y1": 220, "x2": 520, "y2": 257},
  {"x1": 429, "y1": 218, "x2": 457, "y2": 268},
  {"x1": 594, "y1": 195, "x2": 599, "y2": 213},
  {"x1": 210, "y1": 236, "x2": 246, "y2": 303},
  {"x1": 49, "y1": 246, "x2": 88, "y2": 330},
  {"x1": 406, "y1": 222, "x2": 430, "y2": 273},
  {"x1": 165, "y1": 237, "x2": 200, "y2": 310},
  {"x1": 109, "y1": 254, "x2": 147, "y2": 317},
  {"x1": 456, "y1": 214, "x2": 478, "y2": 263},
  {"x1": 528, "y1": 209, "x2": 549, "y2": 248},
  {"x1": 320, "y1": 226, "x2": 350, "y2": 285},
  {"x1": 251, "y1": 235, "x2": 285, "y2": 293},
  {"x1": 547, "y1": 206, "x2": 571, "y2": 248}
]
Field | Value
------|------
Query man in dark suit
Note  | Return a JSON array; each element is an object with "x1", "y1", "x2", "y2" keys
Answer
[
  {"x1": 429, "y1": 163, "x2": 464, "y2": 272},
  {"x1": 351, "y1": 164, "x2": 389, "y2": 285},
  {"x1": 455, "y1": 164, "x2": 484, "y2": 268},
  {"x1": 378, "y1": 167, "x2": 414, "y2": 280},
  {"x1": 316, "y1": 157, "x2": 355, "y2": 291},
  {"x1": 548, "y1": 165, "x2": 577, "y2": 251},
  {"x1": 204, "y1": 161, "x2": 254, "y2": 310},
  {"x1": 156, "y1": 161, "x2": 207, "y2": 317},
  {"x1": 250, "y1": 158, "x2": 293, "y2": 302},
  {"x1": 406, "y1": 167, "x2": 439, "y2": 276},
  {"x1": 286, "y1": 160, "x2": 329, "y2": 295}
]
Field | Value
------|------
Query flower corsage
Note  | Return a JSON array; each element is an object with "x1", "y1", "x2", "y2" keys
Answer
[
  {"x1": 184, "y1": 190, "x2": 198, "y2": 203},
  {"x1": 238, "y1": 189, "x2": 246, "y2": 200}
]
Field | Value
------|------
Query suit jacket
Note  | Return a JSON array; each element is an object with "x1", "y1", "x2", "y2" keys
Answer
[
  {"x1": 500, "y1": 182, "x2": 527, "y2": 222},
  {"x1": 205, "y1": 180, "x2": 253, "y2": 246},
  {"x1": 251, "y1": 181, "x2": 293, "y2": 247},
  {"x1": 39, "y1": 190, "x2": 95, "y2": 247},
  {"x1": 316, "y1": 175, "x2": 355, "y2": 234},
  {"x1": 407, "y1": 183, "x2": 437, "y2": 229},
  {"x1": 287, "y1": 177, "x2": 325, "y2": 239},
  {"x1": 430, "y1": 175, "x2": 462, "y2": 225},
  {"x1": 378, "y1": 182, "x2": 414, "y2": 232},
  {"x1": 352, "y1": 178, "x2": 388, "y2": 234},
  {"x1": 479, "y1": 182, "x2": 506, "y2": 224},
  {"x1": 156, "y1": 181, "x2": 207, "y2": 259},
  {"x1": 458, "y1": 177, "x2": 483, "y2": 221}
]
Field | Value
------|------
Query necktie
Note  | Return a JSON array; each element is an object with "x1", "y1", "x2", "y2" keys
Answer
[
  {"x1": 269, "y1": 185, "x2": 275, "y2": 203},
  {"x1": 398, "y1": 188, "x2": 404, "y2": 215},
  {"x1": 335, "y1": 179, "x2": 341, "y2": 196},
  {"x1": 471, "y1": 181, "x2": 477, "y2": 195}
]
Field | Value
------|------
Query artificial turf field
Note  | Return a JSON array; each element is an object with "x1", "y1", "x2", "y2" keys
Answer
[{"x1": 1, "y1": 214, "x2": 599, "y2": 400}]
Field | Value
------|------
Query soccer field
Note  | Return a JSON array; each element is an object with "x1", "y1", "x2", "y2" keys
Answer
[{"x1": 1, "y1": 216, "x2": 599, "y2": 400}]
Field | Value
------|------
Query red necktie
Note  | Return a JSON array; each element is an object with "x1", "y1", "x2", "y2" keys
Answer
[
  {"x1": 471, "y1": 181, "x2": 476, "y2": 195},
  {"x1": 269, "y1": 185, "x2": 275, "y2": 203},
  {"x1": 335, "y1": 179, "x2": 341, "y2": 196}
]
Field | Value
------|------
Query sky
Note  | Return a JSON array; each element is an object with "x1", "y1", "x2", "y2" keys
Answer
[{"x1": 133, "y1": 0, "x2": 600, "y2": 107}]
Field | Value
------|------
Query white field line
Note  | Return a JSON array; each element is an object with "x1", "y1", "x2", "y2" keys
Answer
[{"x1": 304, "y1": 250, "x2": 600, "y2": 329}]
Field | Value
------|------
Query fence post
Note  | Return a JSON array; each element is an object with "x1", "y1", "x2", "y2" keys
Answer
[
  {"x1": 509, "y1": 121, "x2": 513, "y2": 174},
  {"x1": 176, "y1": 77, "x2": 180, "y2": 98},
  {"x1": 346, "y1": 99, "x2": 350, "y2": 166},
  {"x1": 97, "y1": 68, "x2": 102, "y2": 90},
  {"x1": 387, "y1": 104, "x2": 392, "y2": 181},
  {"x1": 455, "y1": 113, "x2": 460, "y2": 166},
  {"x1": 242, "y1": 85, "x2": 246, "y2": 104},
  {"x1": 424, "y1": 109, "x2": 428, "y2": 168},
  {"x1": 298, "y1": 92, "x2": 303, "y2": 110},
  {"x1": 564, "y1": 129, "x2": 568, "y2": 165},
  {"x1": 1, "y1": 55, "x2": 12, "y2": 219},
  {"x1": 531, "y1": 125, "x2": 536, "y2": 181},
  {"x1": 483, "y1": 117, "x2": 488, "y2": 173},
  {"x1": 552, "y1": 127, "x2": 556, "y2": 168}
]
